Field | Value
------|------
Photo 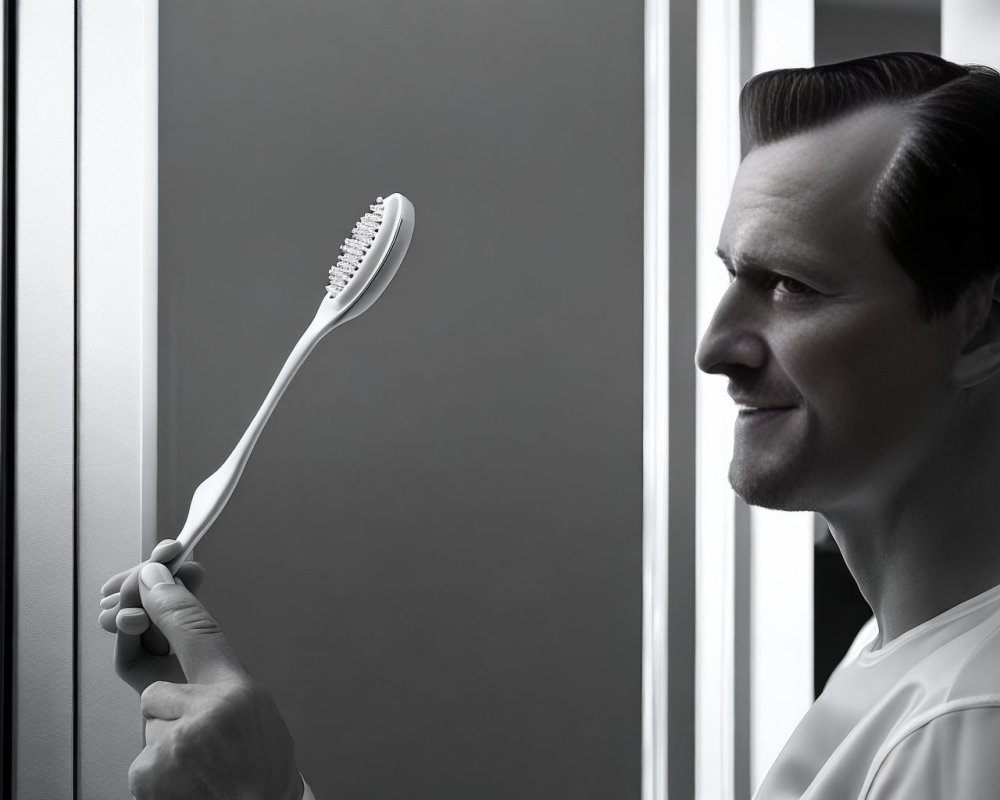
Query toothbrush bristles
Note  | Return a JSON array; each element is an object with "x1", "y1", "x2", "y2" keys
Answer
[{"x1": 327, "y1": 197, "x2": 386, "y2": 297}]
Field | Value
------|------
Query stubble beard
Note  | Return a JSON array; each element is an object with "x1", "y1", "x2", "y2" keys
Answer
[{"x1": 727, "y1": 430, "x2": 821, "y2": 512}]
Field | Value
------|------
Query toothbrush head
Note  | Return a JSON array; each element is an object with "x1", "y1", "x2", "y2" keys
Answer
[
  {"x1": 327, "y1": 197, "x2": 386, "y2": 297},
  {"x1": 323, "y1": 192, "x2": 415, "y2": 323}
]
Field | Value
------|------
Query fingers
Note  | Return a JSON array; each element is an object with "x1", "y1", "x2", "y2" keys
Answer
[
  {"x1": 100, "y1": 539, "x2": 182, "y2": 600},
  {"x1": 98, "y1": 548, "x2": 205, "y2": 637},
  {"x1": 174, "y1": 561, "x2": 205, "y2": 596},
  {"x1": 98, "y1": 592, "x2": 123, "y2": 633},
  {"x1": 150, "y1": 538, "x2": 183, "y2": 563},
  {"x1": 101, "y1": 540, "x2": 204, "y2": 696},
  {"x1": 114, "y1": 626, "x2": 187, "y2": 694},
  {"x1": 138, "y1": 564, "x2": 247, "y2": 685},
  {"x1": 100, "y1": 567, "x2": 134, "y2": 598},
  {"x1": 99, "y1": 605, "x2": 122, "y2": 634},
  {"x1": 119, "y1": 562, "x2": 143, "y2": 610},
  {"x1": 114, "y1": 627, "x2": 161, "y2": 694},
  {"x1": 140, "y1": 621, "x2": 172, "y2": 657},
  {"x1": 128, "y1": 679, "x2": 301, "y2": 800},
  {"x1": 115, "y1": 607, "x2": 150, "y2": 636},
  {"x1": 140, "y1": 680, "x2": 194, "y2": 720}
]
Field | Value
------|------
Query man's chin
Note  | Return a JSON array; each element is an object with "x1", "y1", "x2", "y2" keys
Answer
[{"x1": 728, "y1": 462, "x2": 816, "y2": 512}]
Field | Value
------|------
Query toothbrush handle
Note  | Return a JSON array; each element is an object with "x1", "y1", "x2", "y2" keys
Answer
[{"x1": 166, "y1": 309, "x2": 337, "y2": 573}]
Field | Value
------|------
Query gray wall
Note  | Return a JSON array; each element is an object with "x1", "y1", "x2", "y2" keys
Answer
[
  {"x1": 158, "y1": 3, "x2": 644, "y2": 798},
  {"x1": 816, "y1": 0, "x2": 940, "y2": 64}
]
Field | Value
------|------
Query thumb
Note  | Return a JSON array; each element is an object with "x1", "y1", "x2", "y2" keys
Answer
[{"x1": 138, "y1": 563, "x2": 248, "y2": 685}]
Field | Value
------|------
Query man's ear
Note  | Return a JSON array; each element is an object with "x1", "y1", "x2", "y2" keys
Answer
[{"x1": 952, "y1": 272, "x2": 1000, "y2": 389}]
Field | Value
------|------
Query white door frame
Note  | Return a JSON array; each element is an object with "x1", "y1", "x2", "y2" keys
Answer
[
  {"x1": 14, "y1": 0, "x2": 77, "y2": 796},
  {"x1": 12, "y1": 1, "x2": 157, "y2": 798},
  {"x1": 688, "y1": 1, "x2": 815, "y2": 798},
  {"x1": 22, "y1": 2, "x2": 996, "y2": 800}
]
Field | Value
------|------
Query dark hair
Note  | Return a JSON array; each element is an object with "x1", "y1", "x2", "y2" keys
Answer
[{"x1": 739, "y1": 52, "x2": 1000, "y2": 319}]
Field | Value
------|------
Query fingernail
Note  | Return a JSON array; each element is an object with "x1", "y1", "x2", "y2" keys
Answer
[
  {"x1": 141, "y1": 562, "x2": 174, "y2": 590},
  {"x1": 100, "y1": 592, "x2": 120, "y2": 609},
  {"x1": 150, "y1": 539, "x2": 179, "y2": 561},
  {"x1": 116, "y1": 608, "x2": 149, "y2": 634}
]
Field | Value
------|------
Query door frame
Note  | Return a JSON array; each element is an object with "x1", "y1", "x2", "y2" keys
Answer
[
  {"x1": 26, "y1": 1, "x2": 996, "y2": 798},
  {"x1": 10, "y1": 1, "x2": 157, "y2": 798}
]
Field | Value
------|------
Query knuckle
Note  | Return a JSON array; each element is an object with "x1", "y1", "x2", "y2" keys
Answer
[
  {"x1": 128, "y1": 751, "x2": 158, "y2": 797},
  {"x1": 139, "y1": 681, "x2": 167, "y2": 715},
  {"x1": 169, "y1": 722, "x2": 197, "y2": 761},
  {"x1": 192, "y1": 680, "x2": 259, "y2": 731},
  {"x1": 156, "y1": 596, "x2": 223, "y2": 633},
  {"x1": 130, "y1": 738, "x2": 191, "y2": 796},
  {"x1": 229, "y1": 678, "x2": 265, "y2": 706},
  {"x1": 210, "y1": 681, "x2": 252, "y2": 715}
]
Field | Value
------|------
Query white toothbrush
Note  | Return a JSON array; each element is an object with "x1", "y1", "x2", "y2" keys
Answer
[{"x1": 163, "y1": 193, "x2": 415, "y2": 574}]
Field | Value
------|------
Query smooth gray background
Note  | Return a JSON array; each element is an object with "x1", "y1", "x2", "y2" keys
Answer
[
  {"x1": 158, "y1": 3, "x2": 643, "y2": 798},
  {"x1": 817, "y1": 0, "x2": 940, "y2": 64}
]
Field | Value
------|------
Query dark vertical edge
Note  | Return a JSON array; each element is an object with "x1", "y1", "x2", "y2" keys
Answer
[
  {"x1": 667, "y1": 0, "x2": 698, "y2": 797},
  {"x1": 734, "y1": 8, "x2": 754, "y2": 789},
  {"x1": 813, "y1": 513, "x2": 827, "y2": 699},
  {"x1": 733, "y1": 496, "x2": 752, "y2": 800},
  {"x1": 72, "y1": 1, "x2": 79, "y2": 797},
  {"x1": 738, "y1": 0, "x2": 754, "y2": 158},
  {"x1": 0, "y1": 0, "x2": 14, "y2": 796}
]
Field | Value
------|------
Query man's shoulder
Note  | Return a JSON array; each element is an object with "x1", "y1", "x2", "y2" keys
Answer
[
  {"x1": 944, "y1": 606, "x2": 1000, "y2": 700},
  {"x1": 857, "y1": 611, "x2": 1000, "y2": 798},
  {"x1": 861, "y1": 700, "x2": 1000, "y2": 799},
  {"x1": 824, "y1": 615, "x2": 878, "y2": 684}
]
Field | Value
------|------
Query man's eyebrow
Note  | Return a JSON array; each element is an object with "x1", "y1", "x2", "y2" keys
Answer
[
  {"x1": 715, "y1": 247, "x2": 810, "y2": 276},
  {"x1": 715, "y1": 247, "x2": 762, "y2": 274}
]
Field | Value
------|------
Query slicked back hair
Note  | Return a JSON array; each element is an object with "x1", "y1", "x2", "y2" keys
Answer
[{"x1": 739, "y1": 52, "x2": 1000, "y2": 320}]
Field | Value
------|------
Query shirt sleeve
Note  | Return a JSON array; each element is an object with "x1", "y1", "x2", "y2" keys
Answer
[
  {"x1": 301, "y1": 773, "x2": 316, "y2": 800},
  {"x1": 864, "y1": 702, "x2": 1000, "y2": 800}
]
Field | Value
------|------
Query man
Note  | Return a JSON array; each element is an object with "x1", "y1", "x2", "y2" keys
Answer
[
  {"x1": 101, "y1": 51, "x2": 1000, "y2": 798},
  {"x1": 696, "y1": 52, "x2": 1000, "y2": 798}
]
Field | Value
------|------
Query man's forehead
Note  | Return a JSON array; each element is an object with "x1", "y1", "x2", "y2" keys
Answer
[
  {"x1": 736, "y1": 104, "x2": 909, "y2": 204},
  {"x1": 718, "y1": 105, "x2": 910, "y2": 263}
]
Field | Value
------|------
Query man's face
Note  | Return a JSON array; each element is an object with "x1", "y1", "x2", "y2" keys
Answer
[{"x1": 695, "y1": 106, "x2": 966, "y2": 511}]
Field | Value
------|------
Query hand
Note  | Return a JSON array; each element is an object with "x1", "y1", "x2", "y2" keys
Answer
[
  {"x1": 98, "y1": 539, "x2": 206, "y2": 692},
  {"x1": 124, "y1": 560, "x2": 302, "y2": 800}
]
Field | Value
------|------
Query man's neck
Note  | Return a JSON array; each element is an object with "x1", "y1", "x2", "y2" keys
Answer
[{"x1": 823, "y1": 397, "x2": 1000, "y2": 648}]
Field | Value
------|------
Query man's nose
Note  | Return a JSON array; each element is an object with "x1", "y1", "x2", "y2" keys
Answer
[{"x1": 694, "y1": 289, "x2": 767, "y2": 375}]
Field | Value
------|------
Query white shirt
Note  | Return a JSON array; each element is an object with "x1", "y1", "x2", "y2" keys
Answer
[{"x1": 754, "y1": 581, "x2": 1000, "y2": 799}]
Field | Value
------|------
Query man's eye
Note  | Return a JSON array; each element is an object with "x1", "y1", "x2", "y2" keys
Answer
[{"x1": 773, "y1": 276, "x2": 813, "y2": 296}]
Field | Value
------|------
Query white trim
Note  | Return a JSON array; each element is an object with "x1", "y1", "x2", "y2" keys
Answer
[
  {"x1": 745, "y1": 2, "x2": 815, "y2": 794},
  {"x1": 749, "y1": 506, "x2": 814, "y2": 792},
  {"x1": 694, "y1": 3, "x2": 815, "y2": 798},
  {"x1": 942, "y1": 0, "x2": 1000, "y2": 68},
  {"x1": 642, "y1": 0, "x2": 670, "y2": 798},
  {"x1": 695, "y1": 0, "x2": 744, "y2": 797},
  {"x1": 14, "y1": 0, "x2": 76, "y2": 796},
  {"x1": 77, "y1": 1, "x2": 158, "y2": 796}
]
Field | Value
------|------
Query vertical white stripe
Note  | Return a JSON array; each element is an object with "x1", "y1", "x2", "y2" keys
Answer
[
  {"x1": 643, "y1": 0, "x2": 670, "y2": 798},
  {"x1": 747, "y1": 2, "x2": 815, "y2": 794},
  {"x1": 15, "y1": 0, "x2": 76, "y2": 795},
  {"x1": 941, "y1": 0, "x2": 1000, "y2": 67},
  {"x1": 748, "y1": 506, "x2": 814, "y2": 793},
  {"x1": 695, "y1": 0, "x2": 743, "y2": 796},
  {"x1": 77, "y1": 0, "x2": 158, "y2": 795}
]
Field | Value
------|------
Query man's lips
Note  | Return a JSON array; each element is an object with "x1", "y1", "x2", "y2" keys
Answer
[
  {"x1": 729, "y1": 392, "x2": 800, "y2": 413},
  {"x1": 735, "y1": 404, "x2": 798, "y2": 414}
]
